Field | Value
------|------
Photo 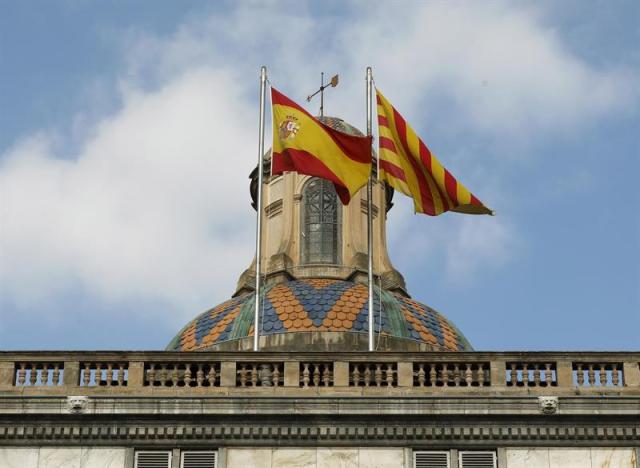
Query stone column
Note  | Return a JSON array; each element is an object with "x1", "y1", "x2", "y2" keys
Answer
[
  {"x1": 556, "y1": 360, "x2": 574, "y2": 388},
  {"x1": 490, "y1": 359, "x2": 506, "y2": 389},
  {"x1": 220, "y1": 361, "x2": 236, "y2": 387},
  {"x1": 397, "y1": 362, "x2": 413, "y2": 387},
  {"x1": 333, "y1": 361, "x2": 349, "y2": 387},
  {"x1": 284, "y1": 361, "x2": 299, "y2": 387},
  {"x1": 63, "y1": 361, "x2": 80, "y2": 388},
  {"x1": 623, "y1": 361, "x2": 640, "y2": 387},
  {"x1": 127, "y1": 361, "x2": 145, "y2": 388},
  {"x1": 0, "y1": 361, "x2": 14, "y2": 389}
]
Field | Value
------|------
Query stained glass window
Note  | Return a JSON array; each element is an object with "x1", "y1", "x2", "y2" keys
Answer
[{"x1": 301, "y1": 178, "x2": 340, "y2": 264}]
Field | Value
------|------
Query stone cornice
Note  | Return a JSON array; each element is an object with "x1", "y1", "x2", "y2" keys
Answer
[
  {"x1": 1, "y1": 396, "x2": 639, "y2": 416},
  {"x1": 0, "y1": 418, "x2": 638, "y2": 447}
]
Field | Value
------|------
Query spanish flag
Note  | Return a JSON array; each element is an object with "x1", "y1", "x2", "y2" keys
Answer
[
  {"x1": 376, "y1": 89, "x2": 493, "y2": 216},
  {"x1": 271, "y1": 87, "x2": 372, "y2": 204}
]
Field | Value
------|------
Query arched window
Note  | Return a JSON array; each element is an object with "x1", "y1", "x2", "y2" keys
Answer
[{"x1": 301, "y1": 178, "x2": 340, "y2": 264}]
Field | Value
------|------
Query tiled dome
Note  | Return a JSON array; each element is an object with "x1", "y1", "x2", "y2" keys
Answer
[
  {"x1": 316, "y1": 116, "x2": 365, "y2": 136},
  {"x1": 166, "y1": 279, "x2": 472, "y2": 352}
]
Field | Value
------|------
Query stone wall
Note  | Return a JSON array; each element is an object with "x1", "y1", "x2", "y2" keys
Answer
[
  {"x1": 505, "y1": 448, "x2": 637, "y2": 468},
  {"x1": 0, "y1": 447, "x2": 126, "y2": 468},
  {"x1": 227, "y1": 448, "x2": 405, "y2": 468},
  {"x1": 1, "y1": 447, "x2": 637, "y2": 468}
]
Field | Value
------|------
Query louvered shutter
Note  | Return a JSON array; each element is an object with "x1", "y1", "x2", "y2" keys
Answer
[
  {"x1": 414, "y1": 451, "x2": 450, "y2": 468},
  {"x1": 181, "y1": 451, "x2": 217, "y2": 468},
  {"x1": 458, "y1": 451, "x2": 496, "y2": 468},
  {"x1": 135, "y1": 451, "x2": 171, "y2": 468}
]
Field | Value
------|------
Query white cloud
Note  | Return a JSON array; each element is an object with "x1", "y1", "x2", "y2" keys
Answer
[
  {"x1": 1, "y1": 1, "x2": 635, "y2": 330},
  {"x1": 337, "y1": 2, "x2": 635, "y2": 141},
  {"x1": 1, "y1": 68, "x2": 256, "y2": 325},
  {"x1": 385, "y1": 197, "x2": 518, "y2": 284}
]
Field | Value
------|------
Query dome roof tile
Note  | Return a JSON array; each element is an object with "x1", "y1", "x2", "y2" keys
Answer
[{"x1": 166, "y1": 279, "x2": 473, "y2": 352}]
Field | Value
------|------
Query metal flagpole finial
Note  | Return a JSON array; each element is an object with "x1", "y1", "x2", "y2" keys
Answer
[{"x1": 306, "y1": 72, "x2": 339, "y2": 117}]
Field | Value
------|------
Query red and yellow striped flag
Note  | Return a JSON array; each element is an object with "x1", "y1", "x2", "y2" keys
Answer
[
  {"x1": 271, "y1": 87, "x2": 372, "y2": 204},
  {"x1": 376, "y1": 89, "x2": 492, "y2": 216}
]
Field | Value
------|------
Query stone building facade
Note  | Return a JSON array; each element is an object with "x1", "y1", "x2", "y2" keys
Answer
[{"x1": 1, "y1": 117, "x2": 638, "y2": 468}]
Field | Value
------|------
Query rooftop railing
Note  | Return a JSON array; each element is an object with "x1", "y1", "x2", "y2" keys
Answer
[{"x1": 1, "y1": 351, "x2": 638, "y2": 395}]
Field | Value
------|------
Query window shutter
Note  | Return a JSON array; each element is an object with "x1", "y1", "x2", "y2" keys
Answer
[
  {"x1": 414, "y1": 451, "x2": 450, "y2": 468},
  {"x1": 181, "y1": 451, "x2": 218, "y2": 468},
  {"x1": 459, "y1": 451, "x2": 496, "y2": 468},
  {"x1": 135, "y1": 451, "x2": 171, "y2": 468}
]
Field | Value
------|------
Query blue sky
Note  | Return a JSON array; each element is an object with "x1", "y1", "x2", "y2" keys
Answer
[{"x1": 0, "y1": 0, "x2": 638, "y2": 351}]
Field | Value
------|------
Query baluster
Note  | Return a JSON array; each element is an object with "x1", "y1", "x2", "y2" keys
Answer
[
  {"x1": 352, "y1": 365, "x2": 360, "y2": 386},
  {"x1": 478, "y1": 365, "x2": 485, "y2": 386},
  {"x1": 117, "y1": 364, "x2": 125, "y2": 386},
  {"x1": 363, "y1": 365, "x2": 372, "y2": 387},
  {"x1": 587, "y1": 364, "x2": 595, "y2": 386},
  {"x1": 322, "y1": 365, "x2": 331, "y2": 386},
  {"x1": 43, "y1": 364, "x2": 51, "y2": 386},
  {"x1": 239, "y1": 364, "x2": 248, "y2": 387},
  {"x1": 83, "y1": 363, "x2": 91, "y2": 386},
  {"x1": 29, "y1": 364, "x2": 38, "y2": 386},
  {"x1": 251, "y1": 364, "x2": 258, "y2": 387},
  {"x1": 171, "y1": 366, "x2": 180, "y2": 386},
  {"x1": 532, "y1": 364, "x2": 540, "y2": 386},
  {"x1": 184, "y1": 365, "x2": 192, "y2": 387},
  {"x1": 302, "y1": 363, "x2": 310, "y2": 388},
  {"x1": 106, "y1": 363, "x2": 113, "y2": 386},
  {"x1": 313, "y1": 364, "x2": 321, "y2": 387},
  {"x1": 453, "y1": 364, "x2": 461, "y2": 386},
  {"x1": 520, "y1": 364, "x2": 529, "y2": 386},
  {"x1": 52, "y1": 364, "x2": 60, "y2": 385},
  {"x1": 576, "y1": 364, "x2": 584, "y2": 386},
  {"x1": 17, "y1": 363, "x2": 26, "y2": 386},
  {"x1": 159, "y1": 364, "x2": 168, "y2": 386},
  {"x1": 441, "y1": 365, "x2": 449, "y2": 386},
  {"x1": 429, "y1": 364, "x2": 437, "y2": 386},
  {"x1": 196, "y1": 364, "x2": 204, "y2": 387},
  {"x1": 508, "y1": 363, "x2": 516, "y2": 386},
  {"x1": 612, "y1": 364, "x2": 620, "y2": 386},
  {"x1": 374, "y1": 364, "x2": 383, "y2": 387},
  {"x1": 272, "y1": 364, "x2": 280, "y2": 387},
  {"x1": 465, "y1": 364, "x2": 473, "y2": 386},
  {"x1": 385, "y1": 364, "x2": 394, "y2": 386},
  {"x1": 99, "y1": 363, "x2": 106, "y2": 386},
  {"x1": 148, "y1": 364, "x2": 157, "y2": 386},
  {"x1": 598, "y1": 364, "x2": 606, "y2": 386},
  {"x1": 207, "y1": 365, "x2": 217, "y2": 386},
  {"x1": 417, "y1": 364, "x2": 425, "y2": 387}
]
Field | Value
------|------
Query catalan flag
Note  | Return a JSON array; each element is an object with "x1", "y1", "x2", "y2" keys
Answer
[
  {"x1": 376, "y1": 89, "x2": 493, "y2": 216},
  {"x1": 271, "y1": 87, "x2": 372, "y2": 204}
]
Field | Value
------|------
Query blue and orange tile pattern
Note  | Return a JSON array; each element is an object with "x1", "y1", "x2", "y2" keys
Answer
[{"x1": 166, "y1": 279, "x2": 472, "y2": 352}]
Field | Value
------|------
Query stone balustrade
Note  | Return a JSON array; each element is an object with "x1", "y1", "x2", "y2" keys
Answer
[
  {"x1": 0, "y1": 351, "x2": 638, "y2": 395},
  {"x1": 80, "y1": 361, "x2": 128, "y2": 387}
]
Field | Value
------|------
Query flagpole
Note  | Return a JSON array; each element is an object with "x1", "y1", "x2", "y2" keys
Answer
[
  {"x1": 366, "y1": 66, "x2": 375, "y2": 352},
  {"x1": 253, "y1": 65, "x2": 267, "y2": 352}
]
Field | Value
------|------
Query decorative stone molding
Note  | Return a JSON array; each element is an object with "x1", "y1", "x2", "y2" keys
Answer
[
  {"x1": 538, "y1": 396, "x2": 559, "y2": 414},
  {"x1": 0, "y1": 420, "x2": 638, "y2": 447},
  {"x1": 265, "y1": 199, "x2": 283, "y2": 218},
  {"x1": 66, "y1": 396, "x2": 89, "y2": 414}
]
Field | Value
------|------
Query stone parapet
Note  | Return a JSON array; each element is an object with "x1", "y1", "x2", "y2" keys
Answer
[{"x1": 0, "y1": 351, "x2": 637, "y2": 397}]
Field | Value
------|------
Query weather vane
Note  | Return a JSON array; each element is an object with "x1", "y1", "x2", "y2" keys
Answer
[{"x1": 306, "y1": 72, "x2": 339, "y2": 117}]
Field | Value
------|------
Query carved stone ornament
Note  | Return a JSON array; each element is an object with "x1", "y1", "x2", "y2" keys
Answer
[
  {"x1": 258, "y1": 364, "x2": 274, "y2": 387},
  {"x1": 66, "y1": 395, "x2": 89, "y2": 414},
  {"x1": 538, "y1": 396, "x2": 559, "y2": 414}
]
